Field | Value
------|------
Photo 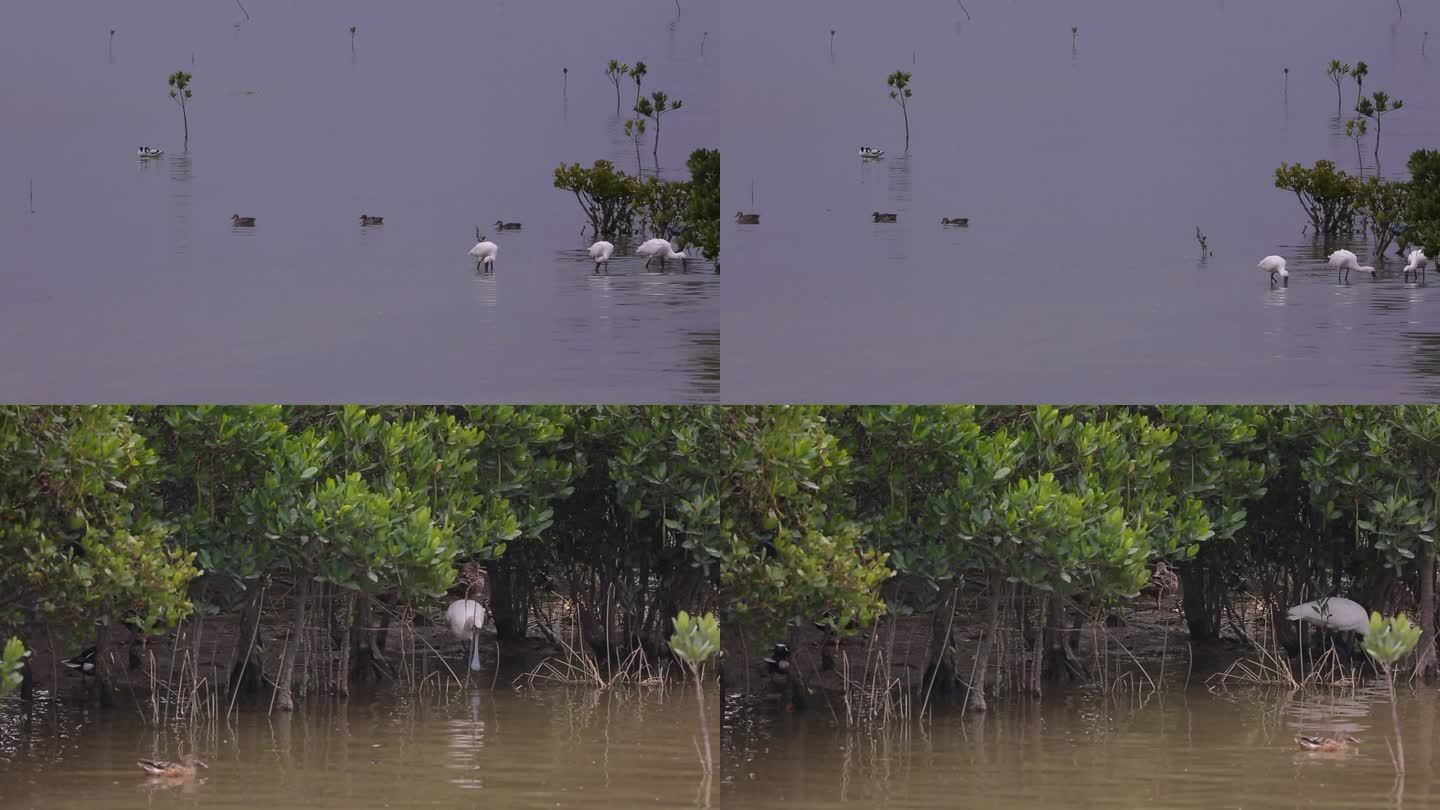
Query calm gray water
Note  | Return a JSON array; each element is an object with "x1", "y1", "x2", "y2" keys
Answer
[
  {"x1": 0, "y1": 0, "x2": 718, "y2": 403},
  {"x1": 722, "y1": 0, "x2": 1440, "y2": 403},
  {"x1": 723, "y1": 684, "x2": 1440, "y2": 809},
  {"x1": 1, "y1": 687, "x2": 717, "y2": 809}
]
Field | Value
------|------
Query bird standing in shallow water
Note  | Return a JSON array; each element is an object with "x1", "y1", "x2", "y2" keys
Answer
[
  {"x1": 588, "y1": 240, "x2": 614, "y2": 272},
  {"x1": 636, "y1": 238, "x2": 689, "y2": 270},
  {"x1": 1258, "y1": 255, "x2": 1289, "y2": 287},
  {"x1": 138, "y1": 754, "x2": 207, "y2": 779},
  {"x1": 469, "y1": 228, "x2": 498, "y2": 272},
  {"x1": 1404, "y1": 248, "x2": 1428, "y2": 282},
  {"x1": 447, "y1": 598, "x2": 488, "y2": 672},
  {"x1": 1327, "y1": 249, "x2": 1375, "y2": 283},
  {"x1": 1287, "y1": 596, "x2": 1370, "y2": 635}
]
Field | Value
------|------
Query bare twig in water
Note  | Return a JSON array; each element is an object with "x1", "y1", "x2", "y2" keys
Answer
[
  {"x1": 957, "y1": 0, "x2": 971, "y2": 20},
  {"x1": 235, "y1": 0, "x2": 250, "y2": 21}
]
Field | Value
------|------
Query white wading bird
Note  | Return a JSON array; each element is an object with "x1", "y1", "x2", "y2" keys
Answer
[
  {"x1": 636, "y1": 238, "x2": 689, "y2": 270},
  {"x1": 1286, "y1": 596, "x2": 1370, "y2": 635},
  {"x1": 447, "y1": 598, "x2": 488, "y2": 672},
  {"x1": 1327, "y1": 249, "x2": 1375, "y2": 283},
  {"x1": 1403, "y1": 248, "x2": 1428, "y2": 283},
  {"x1": 588, "y1": 240, "x2": 615, "y2": 273},
  {"x1": 1258, "y1": 255, "x2": 1289, "y2": 287},
  {"x1": 468, "y1": 228, "x2": 497, "y2": 272}
]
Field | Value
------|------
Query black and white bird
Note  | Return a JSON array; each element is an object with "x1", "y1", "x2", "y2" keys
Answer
[
  {"x1": 62, "y1": 647, "x2": 97, "y2": 674},
  {"x1": 762, "y1": 642, "x2": 791, "y2": 675}
]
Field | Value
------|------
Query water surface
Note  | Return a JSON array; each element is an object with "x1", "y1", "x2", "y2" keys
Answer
[
  {"x1": 1, "y1": 687, "x2": 716, "y2": 809},
  {"x1": 722, "y1": 0, "x2": 1440, "y2": 402},
  {"x1": 0, "y1": 0, "x2": 718, "y2": 402},
  {"x1": 724, "y1": 684, "x2": 1440, "y2": 808}
]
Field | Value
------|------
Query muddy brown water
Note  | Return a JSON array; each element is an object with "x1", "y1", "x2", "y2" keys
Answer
[
  {"x1": 723, "y1": 681, "x2": 1440, "y2": 809},
  {"x1": 0, "y1": 0, "x2": 718, "y2": 402},
  {"x1": 0, "y1": 686, "x2": 717, "y2": 809}
]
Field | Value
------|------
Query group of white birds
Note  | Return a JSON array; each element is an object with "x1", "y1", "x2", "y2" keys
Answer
[
  {"x1": 1258, "y1": 249, "x2": 1430, "y2": 287},
  {"x1": 467, "y1": 233, "x2": 691, "y2": 274}
]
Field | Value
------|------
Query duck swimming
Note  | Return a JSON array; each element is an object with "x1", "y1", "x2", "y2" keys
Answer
[
  {"x1": 734, "y1": 211, "x2": 760, "y2": 224},
  {"x1": 359, "y1": 214, "x2": 384, "y2": 226},
  {"x1": 941, "y1": 217, "x2": 970, "y2": 226},
  {"x1": 1296, "y1": 735, "x2": 1359, "y2": 752},
  {"x1": 494, "y1": 220, "x2": 523, "y2": 231},
  {"x1": 137, "y1": 146, "x2": 164, "y2": 158},
  {"x1": 137, "y1": 754, "x2": 207, "y2": 779},
  {"x1": 859, "y1": 146, "x2": 885, "y2": 159},
  {"x1": 872, "y1": 211, "x2": 897, "y2": 222},
  {"x1": 231, "y1": 214, "x2": 256, "y2": 227}
]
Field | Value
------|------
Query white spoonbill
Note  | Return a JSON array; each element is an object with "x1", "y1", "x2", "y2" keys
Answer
[
  {"x1": 636, "y1": 238, "x2": 689, "y2": 270},
  {"x1": 1404, "y1": 248, "x2": 1428, "y2": 282},
  {"x1": 1258, "y1": 255, "x2": 1289, "y2": 287},
  {"x1": 588, "y1": 240, "x2": 615, "y2": 273},
  {"x1": 447, "y1": 598, "x2": 488, "y2": 672},
  {"x1": 1286, "y1": 596, "x2": 1370, "y2": 635},
  {"x1": 1327, "y1": 249, "x2": 1374, "y2": 283},
  {"x1": 468, "y1": 228, "x2": 497, "y2": 273}
]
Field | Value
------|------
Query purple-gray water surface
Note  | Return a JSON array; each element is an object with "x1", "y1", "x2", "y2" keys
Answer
[
  {"x1": 0, "y1": 0, "x2": 717, "y2": 403},
  {"x1": 722, "y1": 0, "x2": 1440, "y2": 403}
]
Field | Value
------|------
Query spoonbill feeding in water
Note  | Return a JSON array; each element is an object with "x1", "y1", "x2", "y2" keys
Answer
[
  {"x1": 588, "y1": 240, "x2": 614, "y2": 272},
  {"x1": 447, "y1": 598, "x2": 488, "y2": 672},
  {"x1": 1286, "y1": 596, "x2": 1370, "y2": 635},
  {"x1": 1327, "y1": 249, "x2": 1374, "y2": 283},
  {"x1": 636, "y1": 238, "x2": 689, "y2": 270},
  {"x1": 468, "y1": 228, "x2": 497, "y2": 272},
  {"x1": 1404, "y1": 248, "x2": 1428, "y2": 282},
  {"x1": 1257, "y1": 255, "x2": 1289, "y2": 286}
]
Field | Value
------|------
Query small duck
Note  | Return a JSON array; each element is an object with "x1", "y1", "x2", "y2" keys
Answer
[
  {"x1": 734, "y1": 211, "x2": 760, "y2": 224},
  {"x1": 859, "y1": 146, "x2": 885, "y2": 159},
  {"x1": 1296, "y1": 735, "x2": 1360, "y2": 752},
  {"x1": 494, "y1": 220, "x2": 523, "y2": 231},
  {"x1": 62, "y1": 647, "x2": 97, "y2": 674},
  {"x1": 872, "y1": 211, "x2": 897, "y2": 223},
  {"x1": 231, "y1": 214, "x2": 256, "y2": 227},
  {"x1": 138, "y1": 754, "x2": 208, "y2": 779},
  {"x1": 941, "y1": 217, "x2": 970, "y2": 226},
  {"x1": 137, "y1": 146, "x2": 164, "y2": 158},
  {"x1": 359, "y1": 214, "x2": 385, "y2": 226},
  {"x1": 762, "y1": 642, "x2": 792, "y2": 675}
]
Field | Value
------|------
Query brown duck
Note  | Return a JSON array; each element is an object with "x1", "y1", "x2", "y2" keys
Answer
[
  {"x1": 230, "y1": 214, "x2": 256, "y2": 227},
  {"x1": 138, "y1": 754, "x2": 208, "y2": 778}
]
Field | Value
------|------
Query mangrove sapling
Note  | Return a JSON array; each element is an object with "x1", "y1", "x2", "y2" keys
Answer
[
  {"x1": 1072, "y1": 26, "x2": 1078, "y2": 46},
  {"x1": 562, "y1": 67, "x2": 567, "y2": 99},
  {"x1": 1356, "y1": 91, "x2": 1403, "y2": 162},
  {"x1": 0, "y1": 638, "x2": 26, "y2": 697},
  {"x1": 629, "y1": 61, "x2": 648, "y2": 110},
  {"x1": 634, "y1": 90, "x2": 682, "y2": 163},
  {"x1": 167, "y1": 71, "x2": 193, "y2": 148},
  {"x1": 1283, "y1": 67, "x2": 1289, "y2": 98},
  {"x1": 605, "y1": 60, "x2": 629, "y2": 114},
  {"x1": 668, "y1": 611, "x2": 719, "y2": 777},
  {"x1": 1326, "y1": 60, "x2": 1352, "y2": 115},
  {"x1": 1352, "y1": 61, "x2": 1368, "y2": 109},
  {"x1": 1345, "y1": 118, "x2": 1368, "y2": 174},
  {"x1": 625, "y1": 118, "x2": 647, "y2": 175},
  {"x1": 700, "y1": 32, "x2": 706, "y2": 57},
  {"x1": 1361, "y1": 612, "x2": 1421, "y2": 776},
  {"x1": 554, "y1": 160, "x2": 637, "y2": 239},
  {"x1": 886, "y1": 70, "x2": 913, "y2": 151}
]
